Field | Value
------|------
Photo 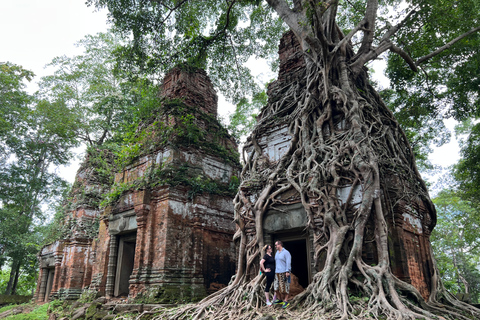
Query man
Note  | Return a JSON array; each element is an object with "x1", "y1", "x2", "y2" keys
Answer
[{"x1": 273, "y1": 240, "x2": 291, "y2": 309}]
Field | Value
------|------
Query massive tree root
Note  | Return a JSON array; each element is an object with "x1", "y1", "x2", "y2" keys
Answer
[{"x1": 148, "y1": 36, "x2": 480, "y2": 320}]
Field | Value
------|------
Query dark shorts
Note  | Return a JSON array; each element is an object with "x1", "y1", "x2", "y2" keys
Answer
[{"x1": 274, "y1": 272, "x2": 290, "y2": 294}]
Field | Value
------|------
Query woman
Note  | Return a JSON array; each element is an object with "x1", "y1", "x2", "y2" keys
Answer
[{"x1": 260, "y1": 244, "x2": 275, "y2": 306}]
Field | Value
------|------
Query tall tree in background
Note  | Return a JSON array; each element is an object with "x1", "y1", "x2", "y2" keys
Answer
[
  {"x1": 37, "y1": 32, "x2": 146, "y2": 147},
  {"x1": 431, "y1": 190, "x2": 480, "y2": 304},
  {"x1": 36, "y1": 31, "x2": 162, "y2": 244},
  {"x1": 0, "y1": 63, "x2": 75, "y2": 295},
  {"x1": 87, "y1": 1, "x2": 480, "y2": 319}
]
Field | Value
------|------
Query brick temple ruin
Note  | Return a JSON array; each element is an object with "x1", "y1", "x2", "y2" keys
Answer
[
  {"x1": 241, "y1": 31, "x2": 436, "y2": 300},
  {"x1": 36, "y1": 31, "x2": 436, "y2": 304},
  {"x1": 35, "y1": 67, "x2": 240, "y2": 302}
]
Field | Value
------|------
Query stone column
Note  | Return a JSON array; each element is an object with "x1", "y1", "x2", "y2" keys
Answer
[
  {"x1": 105, "y1": 234, "x2": 118, "y2": 297},
  {"x1": 37, "y1": 268, "x2": 48, "y2": 302},
  {"x1": 51, "y1": 251, "x2": 63, "y2": 298},
  {"x1": 131, "y1": 190, "x2": 151, "y2": 282}
]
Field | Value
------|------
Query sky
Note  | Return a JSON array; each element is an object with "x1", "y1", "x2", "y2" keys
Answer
[
  {"x1": 1, "y1": 1, "x2": 109, "y2": 85},
  {"x1": 0, "y1": 0, "x2": 460, "y2": 186}
]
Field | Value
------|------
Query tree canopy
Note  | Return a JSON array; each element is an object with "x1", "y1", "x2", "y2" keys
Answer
[{"x1": 87, "y1": 1, "x2": 480, "y2": 158}]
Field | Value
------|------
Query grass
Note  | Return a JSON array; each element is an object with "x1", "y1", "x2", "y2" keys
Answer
[
  {"x1": 0, "y1": 304, "x2": 19, "y2": 313},
  {"x1": 0, "y1": 302, "x2": 50, "y2": 320}
]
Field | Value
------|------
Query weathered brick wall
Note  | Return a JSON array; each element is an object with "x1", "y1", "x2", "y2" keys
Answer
[
  {"x1": 36, "y1": 159, "x2": 105, "y2": 301},
  {"x1": 267, "y1": 30, "x2": 306, "y2": 97},
  {"x1": 93, "y1": 67, "x2": 239, "y2": 301},
  {"x1": 161, "y1": 67, "x2": 218, "y2": 117},
  {"x1": 88, "y1": 219, "x2": 110, "y2": 294},
  {"x1": 104, "y1": 149, "x2": 239, "y2": 300}
]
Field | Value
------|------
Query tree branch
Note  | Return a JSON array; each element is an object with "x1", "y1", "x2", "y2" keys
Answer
[
  {"x1": 390, "y1": 44, "x2": 417, "y2": 72},
  {"x1": 415, "y1": 26, "x2": 480, "y2": 66},
  {"x1": 331, "y1": 18, "x2": 366, "y2": 56},
  {"x1": 350, "y1": 41, "x2": 391, "y2": 75},
  {"x1": 356, "y1": 0, "x2": 378, "y2": 56},
  {"x1": 379, "y1": 8, "x2": 418, "y2": 43},
  {"x1": 266, "y1": 0, "x2": 303, "y2": 35},
  {"x1": 349, "y1": 7, "x2": 418, "y2": 72}
]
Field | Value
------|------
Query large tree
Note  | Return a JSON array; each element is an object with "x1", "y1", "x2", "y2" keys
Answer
[
  {"x1": 37, "y1": 31, "x2": 148, "y2": 146},
  {"x1": 88, "y1": 1, "x2": 480, "y2": 319},
  {"x1": 0, "y1": 63, "x2": 74, "y2": 295}
]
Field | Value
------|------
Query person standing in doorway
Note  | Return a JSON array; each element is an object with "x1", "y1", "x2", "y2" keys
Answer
[
  {"x1": 260, "y1": 244, "x2": 275, "y2": 306},
  {"x1": 273, "y1": 240, "x2": 291, "y2": 308}
]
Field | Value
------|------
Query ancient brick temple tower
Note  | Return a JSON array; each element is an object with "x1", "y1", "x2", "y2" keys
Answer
[
  {"x1": 35, "y1": 66, "x2": 240, "y2": 302},
  {"x1": 242, "y1": 31, "x2": 436, "y2": 300}
]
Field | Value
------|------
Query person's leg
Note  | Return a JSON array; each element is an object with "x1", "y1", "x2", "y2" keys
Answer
[
  {"x1": 277, "y1": 273, "x2": 287, "y2": 302},
  {"x1": 273, "y1": 274, "x2": 282, "y2": 303},
  {"x1": 265, "y1": 272, "x2": 274, "y2": 305},
  {"x1": 282, "y1": 274, "x2": 291, "y2": 308},
  {"x1": 284, "y1": 275, "x2": 289, "y2": 302}
]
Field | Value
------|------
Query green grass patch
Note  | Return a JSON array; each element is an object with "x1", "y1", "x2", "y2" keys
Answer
[
  {"x1": 1, "y1": 302, "x2": 50, "y2": 320},
  {"x1": 0, "y1": 304, "x2": 19, "y2": 313}
]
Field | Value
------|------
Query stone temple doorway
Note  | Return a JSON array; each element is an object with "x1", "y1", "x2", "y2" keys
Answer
[
  {"x1": 281, "y1": 238, "x2": 309, "y2": 288},
  {"x1": 43, "y1": 268, "x2": 55, "y2": 302},
  {"x1": 114, "y1": 233, "x2": 137, "y2": 297},
  {"x1": 263, "y1": 203, "x2": 313, "y2": 297},
  {"x1": 273, "y1": 233, "x2": 312, "y2": 297}
]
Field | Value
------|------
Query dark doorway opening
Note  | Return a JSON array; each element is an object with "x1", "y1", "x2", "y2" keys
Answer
[
  {"x1": 44, "y1": 268, "x2": 55, "y2": 302},
  {"x1": 114, "y1": 233, "x2": 136, "y2": 297},
  {"x1": 280, "y1": 239, "x2": 309, "y2": 288}
]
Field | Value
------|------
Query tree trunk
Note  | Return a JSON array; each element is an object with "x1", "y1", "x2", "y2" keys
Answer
[{"x1": 4, "y1": 259, "x2": 20, "y2": 295}]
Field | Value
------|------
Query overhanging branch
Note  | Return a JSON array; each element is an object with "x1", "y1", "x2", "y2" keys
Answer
[{"x1": 415, "y1": 26, "x2": 480, "y2": 66}]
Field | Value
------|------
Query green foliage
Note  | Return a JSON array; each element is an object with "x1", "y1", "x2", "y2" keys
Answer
[
  {"x1": 101, "y1": 181, "x2": 136, "y2": 208},
  {"x1": 37, "y1": 31, "x2": 155, "y2": 147},
  {"x1": 0, "y1": 62, "x2": 34, "y2": 149},
  {"x1": 228, "y1": 91, "x2": 266, "y2": 142},
  {"x1": 87, "y1": 0, "x2": 286, "y2": 103},
  {"x1": 454, "y1": 122, "x2": 480, "y2": 204},
  {"x1": 382, "y1": 1, "x2": 480, "y2": 167},
  {"x1": 380, "y1": 87, "x2": 449, "y2": 171},
  {"x1": 0, "y1": 62, "x2": 74, "y2": 295},
  {"x1": 432, "y1": 189, "x2": 480, "y2": 303},
  {"x1": 77, "y1": 289, "x2": 99, "y2": 303},
  {"x1": 0, "y1": 304, "x2": 18, "y2": 314},
  {"x1": 0, "y1": 269, "x2": 36, "y2": 297},
  {"x1": 114, "y1": 100, "x2": 239, "y2": 167}
]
